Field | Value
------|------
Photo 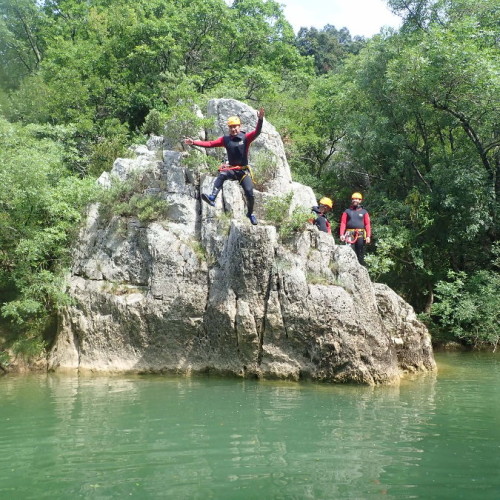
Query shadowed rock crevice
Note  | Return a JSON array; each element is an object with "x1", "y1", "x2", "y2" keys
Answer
[{"x1": 48, "y1": 98, "x2": 436, "y2": 384}]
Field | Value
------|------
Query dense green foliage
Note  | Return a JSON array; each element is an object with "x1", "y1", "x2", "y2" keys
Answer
[
  {"x1": 295, "y1": 25, "x2": 366, "y2": 74},
  {"x1": 98, "y1": 171, "x2": 169, "y2": 223},
  {"x1": 264, "y1": 192, "x2": 311, "y2": 237},
  {"x1": 0, "y1": 117, "x2": 96, "y2": 356},
  {"x1": 286, "y1": 0, "x2": 499, "y2": 347},
  {"x1": 0, "y1": 0, "x2": 498, "y2": 356},
  {"x1": 429, "y1": 268, "x2": 500, "y2": 349}
]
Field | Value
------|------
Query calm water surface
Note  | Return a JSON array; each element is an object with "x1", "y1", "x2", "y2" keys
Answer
[{"x1": 1, "y1": 352, "x2": 500, "y2": 499}]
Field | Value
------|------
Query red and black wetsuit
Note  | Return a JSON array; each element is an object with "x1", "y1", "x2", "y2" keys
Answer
[
  {"x1": 311, "y1": 206, "x2": 331, "y2": 233},
  {"x1": 193, "y1": 117, "x2": 262, "y2": 165},
  {"x1": 340, "y1": 205, "x2": 371, "y2": 265},
  {"x1": 192, "y1": 117, "x2": 263, "y2": 215}
]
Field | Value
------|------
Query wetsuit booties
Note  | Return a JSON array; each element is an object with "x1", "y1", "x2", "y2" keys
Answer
[
  {"x1": 247, "y1": 213, "x2": 258, "y2": 225},
  {"x1": 201, "y1": 187, "x2": 220, "y2": 207},
  {"x1": 201, "y1": 194, "x2": 216, "y2": 206}
]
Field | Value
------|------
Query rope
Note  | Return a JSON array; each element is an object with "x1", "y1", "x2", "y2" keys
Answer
[
  {"x1": 345, "y1": 229, "x2": 361, "y2": 244},
  {"x1": 218, "y1": 164, "x2": 247, "y2": 172}
]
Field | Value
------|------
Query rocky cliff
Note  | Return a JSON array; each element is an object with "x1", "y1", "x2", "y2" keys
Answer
[{"x1": 48, "y1": 99, "x2": 436, "y2": 384}]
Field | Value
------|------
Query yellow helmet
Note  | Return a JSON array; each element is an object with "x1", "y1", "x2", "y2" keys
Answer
[
  {"x1": 227, "y1": 116, "x2": 241, "y2": 126},
  {"x1": 319, "y1": 197, "x2": 333, "y2": 208},
  {"x1": 351, "y1": 192, "x2": 363, "y2": 200}
]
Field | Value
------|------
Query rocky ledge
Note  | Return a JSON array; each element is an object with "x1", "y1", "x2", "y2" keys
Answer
[{"x1": 48, "y1": 99, "x2": 436, "y2": 384}]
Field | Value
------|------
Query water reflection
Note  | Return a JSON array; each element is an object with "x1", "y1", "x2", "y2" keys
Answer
[{"x1": 1, "y1": 354, "x2": 500, "y2": 499}]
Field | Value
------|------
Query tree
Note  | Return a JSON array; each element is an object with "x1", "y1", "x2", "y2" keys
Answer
[
  {"x1": 295, "y1": 24, "x2": 365, "y2": 74},
  {"x1": 0, "y1": 116, "x2": 96, "y2": 355},
  {"x1": 293, "y1": 0, "x2": 499, "y2": 321},
  {"x1": 0, "y1": 0, "x2": 48, "y2": 89},
  {"x1": 4, "y1": 0, "x2": 310, "y2": 175}
]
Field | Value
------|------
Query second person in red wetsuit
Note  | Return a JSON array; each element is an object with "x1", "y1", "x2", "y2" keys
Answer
[
  {"x1": 339, "y1": 192, "x2": 371, "y2": 265},
  {"x1": 184, "y1": 108, "x2": 264, "y2": 225}
]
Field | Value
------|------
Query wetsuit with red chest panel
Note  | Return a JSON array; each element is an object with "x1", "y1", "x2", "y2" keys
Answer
[
  {"x1": 192, "y1": 116, "x2": 263, "y2": 215},
  {"x1": 340, "y1": 205, "x2": 371, "y2": 265}
]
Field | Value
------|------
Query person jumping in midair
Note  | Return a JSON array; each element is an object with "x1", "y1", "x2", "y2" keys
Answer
[{"x1": 184, "y1": 108, "x2": 265, "y2": 225}]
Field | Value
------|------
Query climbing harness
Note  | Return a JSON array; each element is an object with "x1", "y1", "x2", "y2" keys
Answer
[
  {"x1": 218, "y1": 164, "x2": 246, "y2": 172},
  {"x1": 218, "y1": 164, "x2": 254, "y2": 183},
  {"x1": 344, "y1": 229, "x2": 365, "y2": 245}
]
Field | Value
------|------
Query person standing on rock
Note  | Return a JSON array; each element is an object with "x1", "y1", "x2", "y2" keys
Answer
[
  {"x1": 311, "y1": 197, "x2": 333, "y2": 233},
  {"x1": 184, "y1": 108, "x2": 265, "y2": 225},
  {"x1": 339, "y1": 192, "x2": 371, "y2": 265}
]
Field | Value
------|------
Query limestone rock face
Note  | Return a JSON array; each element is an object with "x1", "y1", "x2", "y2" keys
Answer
[{"x1": 48, "y1": 99, "x2": 436, "y2": 384}]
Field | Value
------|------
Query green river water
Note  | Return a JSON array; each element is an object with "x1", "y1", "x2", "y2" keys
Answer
[{"x1": 1, "y1": 351, "x2": 499, "y2": 499}]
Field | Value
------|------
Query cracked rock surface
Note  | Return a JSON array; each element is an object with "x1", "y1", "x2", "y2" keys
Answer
[{"x1": 49, "y1": 99, "x2": 436, "y2": 384}]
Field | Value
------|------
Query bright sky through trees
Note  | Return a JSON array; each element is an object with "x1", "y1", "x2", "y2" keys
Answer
[{"x1": 280, "y1": 0, "x2": 402, "y2": 36}]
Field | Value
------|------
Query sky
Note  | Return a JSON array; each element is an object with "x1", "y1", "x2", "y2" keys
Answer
[{"x1": 279, "y1": 0, "x2": 402, "y2": 37}]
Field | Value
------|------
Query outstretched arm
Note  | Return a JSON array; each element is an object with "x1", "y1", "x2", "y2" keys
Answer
[{"x1": 184, "y1": 136, "x2": 225, "y2": 148}]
